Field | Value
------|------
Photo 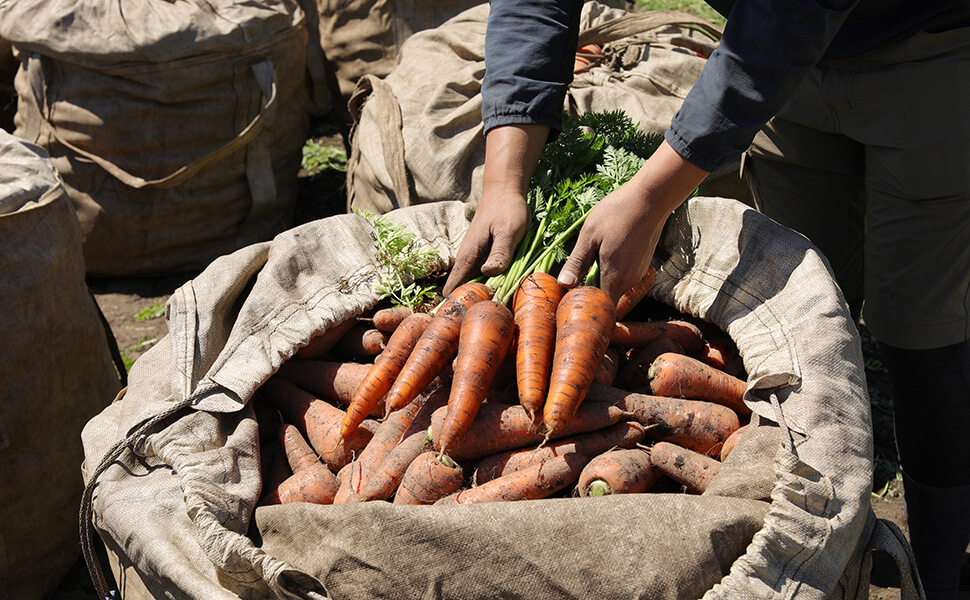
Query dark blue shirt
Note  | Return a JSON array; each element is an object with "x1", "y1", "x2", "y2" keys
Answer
[{"x1": 482, "y1": 0, "x2": 970, "y2": 172}]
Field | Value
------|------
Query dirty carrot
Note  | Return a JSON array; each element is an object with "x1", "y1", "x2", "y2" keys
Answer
[
  {"x1": 383, "y1": 281, "x2": 492, "y2": 416},
  {"x1": 394, "y1": 451, "x2": 465, "y2": 505},
  {"x1": 512, "y1": 272, "x2": 565, "y2": 419},
  {"x1": 648, "y1": 441, "x2": 721, "y2": 494},
  {"x1": 584, "y1": 383, "x2": 739, "y2": 457},
  {"x1": 578, "y1": 447, "x2": 659, "y2": 497},
  {"x1": 698, "y1": 336, "x2": 738, "y2": 371},
  {"x1": 437, "y1": 300, "x2": 515, "y2": 457},
  {"x1": 720, "y1": 423, "x2": 748, "y2": 462},
  {"x1": 435, "y1": 452, "x2": 588, "y2": 504},
  {"x1": 429, "y1": 397, "x2": 630, "y2": 463},
  {"x1": 259, "y1": 462, "x2": 340, "y2": 506},
  {"x1": 294, "y1": 315, "x2": 358, "y2": 360},
  {"x1": 610, "y1": 319, "x2": 705, "y2": 354},
  {"x1": 647, "y1": 352, "x2": 749, "y2": 415},
  {"x1": 333, "y1": 323, "x2": 388, "y2": 360},
  {"x1": 354, "y1": 429, "x2": 433, "y2": 502},
  {"x1": 274, "y1": 360, "x2": 373, "y2": 409},
  {"x1": 341, "y1": 312, "x2": 433, "y2": 441},
  {"x1": 614, "y1": 266, "x2": 657, "y2": 321},
  {"x1": 543, "y1": 285, "x2": 616, "y2": 439},
  {"x1": 336, "y1": 384, "x2": 449, "y2": 502},
  {"x1": 473, "y1": 421, "x2": 647, "y2": 485},
  {"x1": 618, "y1": 337, "x2": 684, "y2": 390},
  {"x1": 279, "y1": 423, "x2": 322, "y2": 473},
  {"x1": 261, "y1": 377, "x2": 375, "y2": 472},
  {"x1": 372, "y1": 305, "x2": 414, "y2": 332}
]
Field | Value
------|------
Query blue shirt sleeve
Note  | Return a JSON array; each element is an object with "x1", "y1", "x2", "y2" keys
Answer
[
  {"x1": 666, "y1": 0, "x2": 859, "y2": 173},
  {"x1": 481, "y1": 0, "x2": 583, "y2": 137}
]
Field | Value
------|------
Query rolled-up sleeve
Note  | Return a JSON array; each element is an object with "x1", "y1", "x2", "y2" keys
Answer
[
  {"x1": 481, "y1": 0, "x2": 583, "y2": 137},
  {"x1": 666, "y1": 0, "x2": 859, "y2": 173}
]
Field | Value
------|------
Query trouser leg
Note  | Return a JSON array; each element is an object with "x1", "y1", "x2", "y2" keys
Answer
[{"x1": 879, "y1": 340, "x2": 970, "y2": 599}]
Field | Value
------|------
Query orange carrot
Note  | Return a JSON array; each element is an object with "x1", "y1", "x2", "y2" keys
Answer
[
  {"x1": 720, "y1": 423, "x2": 748, "y2": 461},
  {"x1": 435, "y1": 452, "x2": 588, "y2": 504},
  {"x1": 648, "y1": 441, "x2": 721, "y2": 494},
  {"x1": 279, "y1": 423, "x2": 322, "y2": 473},
  {"x1": 473, "y1": 421, "x2": 647, "y2": 485},
  {"x1": 341, "y1": 312, "x2": 433, "y2": 441},
  {"x1": 394, "y1": 451, "x2": 465, "y2": 505},
  {"x1": 274, "y1": 360, "x2": 373, "y2": 409},
  {"x1": 337, "y1": 384, "x2": 450, "y2": 503},
  {"x1": 584, "y1": 383, "x2": 739, "y2": 457},
  {"x1": 543, "y1": 285, "x2": 616, "y2": 439},
  {"x1": 618, "y1": 337, "x2": 684, "y2": 390},
  {"x1": 354, "y1": 429, "x2": 432, "y2": 502},
  {"x1": 383, "y1": 281, "x2": 492, "y2": 415},
  {"x1": 261, "y1": 377, "x2": 375, "y2": 472},
  {"x1": 259, "y1": 442, "x2": 293, "y2": 501},
  {"x1": 437, "y1": 300, "x2": 515, "y2": 457},
  {"x1": 593, "y1": 345, "x2": 625, "y2": 386},
  {"x1": 259, "y1": 462, "x2": 340, "y2": 506},
  {"x1": 372, "y1": 305, "x2": 414, "y2": 332},
  {"x1": 698, "y1": 336, "x2": 738, "y2": 370},
  {"x1": 429, "y1": 397, "x2": 630, "y2": 463},
  {"x1": 614, "y1": 266, "x2": 657, "y2": 321},
  {"x1": 578, "y1": 447, "x2": 659, "y2": 497},
  {"x1": 512, "y1": 272, "x2": 565, "y2": 419},
  {"x1": 333, "y1": 323, "x2": 388, "y2": 360},
  {"x1": 647, "y1": 352, "x2": 749, "y2": 415},
  {"x1": 610, "y1": 319, "x2": 705, "y2": 354},
  {"x1": 295, "y1": 315, "x2": 358, "y2": 360}
]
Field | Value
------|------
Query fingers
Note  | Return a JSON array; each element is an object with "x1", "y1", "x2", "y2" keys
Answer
[
  {"x1": 442, "y1": 231, "x2": 489, "y2": 296},
  {"x1": 556, "y1": 230, "x2": 596, "y2": 291}
]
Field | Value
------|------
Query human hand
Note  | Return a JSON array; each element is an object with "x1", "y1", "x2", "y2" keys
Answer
[{"x1": 556, "y1": 141, "x2": 709, "y2": 303}]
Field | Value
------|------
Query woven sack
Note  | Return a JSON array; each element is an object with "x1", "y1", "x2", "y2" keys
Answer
[
  {"x1": 80, "y1": 197, "x2": 920, "y2": 599},
  {"x1": 0, "y1": 131, "x2": 121, "y2": 600},
  {"x1": 0, "y1": 0, "x2": 309, "y2": 277},
  {"x1": 345, "y1": 2, "x2": 731, "y2": 215}
]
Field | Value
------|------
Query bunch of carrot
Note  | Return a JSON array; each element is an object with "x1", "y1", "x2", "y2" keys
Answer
[{"x1": 254, "y1": 270, "x2": 751, "y2": 507}]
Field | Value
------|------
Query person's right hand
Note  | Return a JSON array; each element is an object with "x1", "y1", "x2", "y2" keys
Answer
[{"x1": 442, "y1": 123, "x2": 549, "y2": 296}]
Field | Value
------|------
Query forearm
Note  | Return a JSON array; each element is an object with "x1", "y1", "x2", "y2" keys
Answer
[{"x1": 481, "y1": 123, "x2": 550, "y2": 200}]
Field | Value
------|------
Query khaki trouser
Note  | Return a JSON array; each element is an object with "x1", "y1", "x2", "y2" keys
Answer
[{"x1": 744, "y1": 26, "x2": 970, "y2": 350}]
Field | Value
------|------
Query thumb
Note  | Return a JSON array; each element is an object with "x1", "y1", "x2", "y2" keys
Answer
[{"x1": 557, "y1": 236, "x2": 597, "y2": 289}]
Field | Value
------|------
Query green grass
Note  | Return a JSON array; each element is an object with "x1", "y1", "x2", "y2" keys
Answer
[
  {"x1": 632, "y1": 0, "x2": 726, "y2": 28},
  {"x1": 302, "y1": 138, "x2": 348, "y2": 178}
]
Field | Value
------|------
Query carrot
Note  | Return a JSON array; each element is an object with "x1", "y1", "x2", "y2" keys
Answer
[
  {"x1": 274, "y1": 360, "x2": 373, "y2": 409},
  {"x1": 584, "y1": 383, "x2": 739, "y2": 457},
  {"x1": 372, "y1": 305, "x2": 414, "y2": 332},
  {"x1": 543, "y1": 285, "x2": 616, "y2": 439},
  {"x1": 435, "y1": 452, "x2": 588, "y2": 504},
  {"x1": 333, "y1": 323, "x2": 388, "y2": 360},
  {"x1": 719, "y1": 423, "x2": 748, "y2": 462},
  {"x1": 429, "y1": 397, "x2": 630, "y2": 464},
  {"x1": 512, "y1": 272, "x2": 565, "y2": 419},
  {"x1": 295, "y1": 315, "x2": 358, "y2": 360},
  {"x1": 259, "y1": 462, "x2": 340, "y2": 506},
  {"x1": 647, "y1": 352, "x2": 749, "y2": 415},
  {"x1": 341, "y1": 312, "x2": 433, "y2": 441},
  {"x1": 383, "y1": 281, "x2": 492, "y2": 416},
  {"x1": 354, "y1": 429, "x2": 433, "y2": 502},
  {"x1": 279, "y1": 423, "x2": 322, "y2": 473},
  {"x1": 614, "y1": 266, "x2": 657, "y2": 321},
  {"x1": 394, "y1": 451, "x2": 465, "y2": 505},
  {"x1": 261, "y1": 377, "x2": 375, "y2": 472},
  {"x1": 723, "y1": 355, "x2": 747, "y2": 380},
  {"x1": 610, "y1": 319, "x2": 704, "y2": 354},
  {"x1": 473, "y1": 421, "x2": 647, "y2": 485},
  {"x1": 618, "y1": 337, "x2": 684, "y2": 390},
  {"x1": 698, "y1": 336, "x2": 738, "y2": 370},
  {"x1": 336, "y1": 384, "x2": 449, "y2": 502},
  {"x1": 648, "y1": 441, "x2": 721, "y2": 494},
  {"x1": 593, "y1": 345, "x2": 625, "y2": 386},
  {"x1": 259, "y1": 441, "x2": 293, "y2": 501},
  {"x1": 437, "y1": 300, "x2": 515, "y2": 457},
  {"x1": 578, "y1": 447, "x2": 659, "y2": 497}
]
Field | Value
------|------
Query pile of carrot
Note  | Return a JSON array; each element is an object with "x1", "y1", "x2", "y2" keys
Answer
[{"x1": 254, "y1": 269, "x2": 751, "y2": 506}]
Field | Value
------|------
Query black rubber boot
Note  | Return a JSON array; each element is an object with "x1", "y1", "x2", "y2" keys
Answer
[{"x1": 902, "y1": 472, "x2": 970, "y2": 599}]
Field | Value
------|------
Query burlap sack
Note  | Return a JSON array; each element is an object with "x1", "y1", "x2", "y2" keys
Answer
[
  {"x1": 0, "y1": 131, "x2": 121, "y2": 600},
  {"x1": 0, "y1": 0, "x2": 309, "y2": 277},
  {"x1": 345, "y1": 2, "x2": 729, "y2": 215},
  {"x1": 80, "y1": 197, "x2": 920, "y2": 599}
]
